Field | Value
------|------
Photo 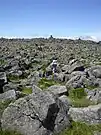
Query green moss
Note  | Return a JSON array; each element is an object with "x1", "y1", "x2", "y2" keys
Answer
[
  {"x1": 57, "y1": 121, "x2": 101, "y2": 135},
  {"x1": 0, "y1": 129, "x2": 22, "y2": 135},
  {"x1": 21, "y1": 87, "x2": 32, "y2": 94},
  {"x1": 68, "y1": 88, "x2": 96, "y2": 107},
  {"x1": 38, "y1": 77, "x2": 60, "y2": 90}
]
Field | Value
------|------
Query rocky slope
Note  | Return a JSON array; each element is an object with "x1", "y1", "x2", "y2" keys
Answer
[{"x1": 1, "y1": 37, "x2": 101, "y2": 135}]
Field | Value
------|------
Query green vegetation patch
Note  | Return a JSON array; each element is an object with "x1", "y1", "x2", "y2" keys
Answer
[
  {"x1": 20, "y1": 87, "x2": 32, "y2": 95},
  {"x1": 38, "y1": 77, "x2": 60, "y2": 90},
  {"x1": 57, "y1": 121, "x2": 101, "y2": 135},
  {"x1": 71, "y1": 98, "x2": 96, "y2": 107},
  {"x1": 69, "y1": 88, "x2": 96, "y2": 107},
  {"x1": 69, "y1": 88, "x2": 87, "y2": 99},
  {"x1": 0, "y1": 129, "x2": 22, "y2": 135}
]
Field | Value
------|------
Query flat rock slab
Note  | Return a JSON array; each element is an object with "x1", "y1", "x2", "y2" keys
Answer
[
  {"x1": 47, "y1": 85, "x2": 68, "y2": 96},
  {"x1": 69, "y1": 104, "x2": 101, "y2": 124}
]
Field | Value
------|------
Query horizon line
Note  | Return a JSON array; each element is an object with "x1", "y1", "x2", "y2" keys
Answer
[{"x1": 0, "y1": 35, "x2": 100, "y2": 42}]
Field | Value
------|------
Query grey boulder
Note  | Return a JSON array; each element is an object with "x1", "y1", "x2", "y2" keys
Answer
[
  {"x1": 66, "y1": 75, "x2": 86, "y2": 89},
  {"x1": 85, "y1": 88, "x2": 101, "y2": 104},
  {"x1": 85, "y1": 66, "x2": 101, "y2": 78},
  {"x1": 68, "y1": 60, "x2": 84, "y2": 74},
  {"x1": 1, "y1": 86, "x2": 70, "y2": 135},
  {"x1": 69, "y1": 104, "x2": 101, "y2": 124}
]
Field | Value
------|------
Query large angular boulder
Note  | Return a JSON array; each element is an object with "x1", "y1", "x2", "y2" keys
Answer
[
  {"x1": 69, "y1": 104, "x2": 101, "y2": 124},
  {"x1": 85, "y1": 88, "x2": 101, "y2": 103},
  {"x1": 61, "y1": 60, "x2": 84, "y2": 74},
  {"x1": 66, "y1": 75, "x2": 86, "y2": 89},
  {"x1": 1, "y1": 86, "x2": 71, "y2": 135},
  {"x1": 70, "y1": 71, "x2": 86, "y2": 78},
  {"x1": 85, "y1": 66, "x2": 101, "y2": 78},
  {"x1": 68, "y1": 60, "x2": 85, "y2": 74}
]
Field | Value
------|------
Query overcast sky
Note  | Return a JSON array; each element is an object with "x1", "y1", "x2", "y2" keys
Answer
[{"x1": 0, "y1": 0, "x2": 101, "y2": 40}]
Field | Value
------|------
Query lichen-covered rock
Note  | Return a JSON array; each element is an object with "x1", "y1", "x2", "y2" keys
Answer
[{"x1": 1, "y1": 86, "x2": 71, "y2": 135}]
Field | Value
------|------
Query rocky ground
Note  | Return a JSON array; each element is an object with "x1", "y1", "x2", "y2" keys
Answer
[{"x1": 1, "y1": 37, "x2": 101, "y2": 135}]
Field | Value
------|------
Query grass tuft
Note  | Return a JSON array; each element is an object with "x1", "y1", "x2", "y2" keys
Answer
[
  {"x1": 0, "y1": 129, "x2": 22, "y2": 135},
  {"x1": 38, "y1": 77, "x2": 60, "y2": 90},
  {"x1": 57, "y1": 121, "x2": 101, "y2": 135},
  {"x1": 20, "y1": 87, "x2": 32, "y2": 95},
  {"x1": 69, "y1": 88, "x2": 96, "y2": 107}
]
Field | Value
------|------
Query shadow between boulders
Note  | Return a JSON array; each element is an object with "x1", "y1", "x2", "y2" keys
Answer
[{"x1": 42, "y1": 103, "x2": 59, "y2": 131}]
